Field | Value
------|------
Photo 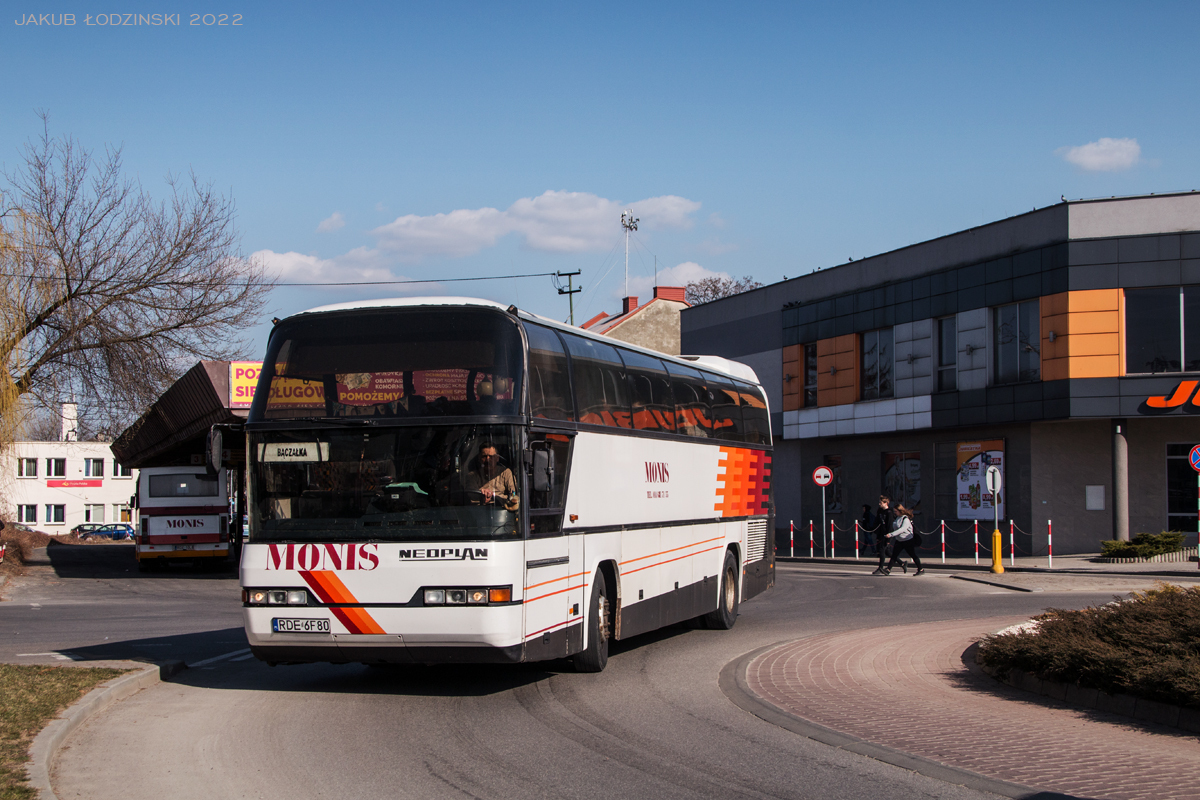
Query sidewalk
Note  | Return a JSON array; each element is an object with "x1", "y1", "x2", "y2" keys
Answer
[
  {"x1": 779, "y1": 551, "x2": 1200, "y2": 578},
  {"x1": 738, "y1": 617, "x2": 1200, "y2": 800}
]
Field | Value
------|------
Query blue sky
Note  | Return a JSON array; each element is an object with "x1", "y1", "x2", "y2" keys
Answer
[{"x1": 4, "y1": 1, "x2": 1199, "y2": 356}]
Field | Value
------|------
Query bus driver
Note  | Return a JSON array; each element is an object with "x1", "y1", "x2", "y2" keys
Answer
[{"x1": 467, "y1": 444, "x2": 519, "y2": 511}]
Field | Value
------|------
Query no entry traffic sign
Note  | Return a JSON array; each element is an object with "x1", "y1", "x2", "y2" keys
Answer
[
  {"x1": 813, "y1": 466, "x2": 833, "y2": 486},
  {"x1": 1190, "y1": 444, "x2": 1200, "y2": 472}
]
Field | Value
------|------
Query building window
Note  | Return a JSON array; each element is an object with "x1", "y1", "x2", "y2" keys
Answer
[
  {"x1": 46, "y1": 458, "x2": 66, "y2": 478},
  {"x1": 937, "y1": 316, "x2": 957, "y2": 392},
  {"x1": 18, "y1": 505, "x2": 36, "y2": 524},
  {"x1": 803, "y1": 343, "x2": 818, "y2": 407},
  {"x1": 860, "y1": 328, "x2": 894, "y2": 401},
  {"x1": 84, "y1": 458, "x2": 104, "y2": 478},
  {"x1": 994, "y1": 300, "x2": 1040, "y2": 384},
  {"x1": 115, "y1": 504, "x2": 132, "y2": 523},
  {"x1": 17, "y1": 458, "x2": 37, "y2": 478},
  {"x1": 113, "y1": 460, "x2": 133, "y2": 478},
  {"x1": 85, "y1": 504, "x2": 105, "y2": 523},
  {"x1": 1125, "y1": 286, "x2": 1200, "y2": 374},
  {"x1": 45, "y1": 504, "x2": 65, "y2": 524},
  {"x1": 883, "y1": 451, "x2": 921, "y2": 514}
]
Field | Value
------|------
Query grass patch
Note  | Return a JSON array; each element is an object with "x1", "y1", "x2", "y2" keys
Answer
[
  {"x1": 0, "y1": 664, "x2": 128, "y2": 800},
  {"x1": 978, "y1": 584, "x2": 1200, "y2": 708},
  {"x1": 1099, "y1": 530, "x2": 1186, "y2": 560}
]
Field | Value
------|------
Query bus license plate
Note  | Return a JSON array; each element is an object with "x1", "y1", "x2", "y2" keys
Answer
[{"x1": 272, "y1": 618, "x2": 330, "y2": 634}]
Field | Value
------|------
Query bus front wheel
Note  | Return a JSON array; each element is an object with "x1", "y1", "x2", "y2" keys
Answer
[
  {"x1": 704, "y1": 550, "x2": 739, "y2": 630},
  {"x1": 573, "y1": 574, "x2": 610, "y2": 673}
]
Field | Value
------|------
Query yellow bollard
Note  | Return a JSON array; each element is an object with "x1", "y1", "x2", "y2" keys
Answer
[{"x1": 991, "y1": 529, "x2": 1004, "y2": 574}]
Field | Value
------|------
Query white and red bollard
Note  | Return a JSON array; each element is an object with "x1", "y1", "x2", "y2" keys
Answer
[
  {"x1": 830, "y1": 520, "x2": 835, "y2": 559},
  {"x1": 974, "y1": 520, "x2": 979, "y2": 565},
  {"x1": 1048, "y1": 519, "x2": 1053, "y2": 568},
  {"x1": 809, "y1": 521, "x2": 814, "y2": 558},
  {"x1": 854, "y1": 521, "x2": 860, "y2": 560},
  {"x1": 1009, "y1": 520, "x2": 1015, "y2": 566},
  {"x1": 940, "y1": 519, "x2": 946, "y2": 564},
  {"x1": 789, "y1": 519, "x2": 795, "y2": 558}
]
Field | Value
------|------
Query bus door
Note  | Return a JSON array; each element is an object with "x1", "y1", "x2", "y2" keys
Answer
[{"x1": 523, "y1": 433, "x2": 578, "y2": 658}]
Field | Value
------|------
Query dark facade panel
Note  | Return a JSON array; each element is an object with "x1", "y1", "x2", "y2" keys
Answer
[
  {"x1": 834, "y1": 316, "x2": 853, "y2": 336},
  {"x1": 818, "y1": 299, "x2": 835, "y2": 319},
  {"x1": 1069, "y1": 378, "x2": 1119, "y2": 398},
  {"x1": 683, "y1": 311, "x2": 781, "y2": 356},
  {"x1": 894, "y1": 302, "x2": 913, "y2": 325},
  {"x1": 1069, "y1": 239, "x2": 1118, "y2": 266},
  {"x1": 1182, "y1": 259, "x2": 1200, "y2": 285},
  {"x1": 960, "y1": 389, "x2": 987, "y2": 408},
  {"x1": 985, "y1": 281, "x2": 1013, "y2": 306},
  {"x1": 1043, "y1": 243, "x2": 1069, "y2": 270},
  {"x1": 932, "y1": 392, "x2": 958, "y2": 411},
  {"x1": 958, "y1": 285, "x2": 985, "y2": 311},
  {"x1": 986, "y1": 404, "x2": 1015, "y2": 424},
  {"x1": 855, "y1": 291, "x2": 873, "y2": 313},
  {"x1": 1119, "y1": 376, "x2": 1182, "y2": 396},
  {"x1": 797, "y1": 322, "x2": 817, "y2": 343},
  {"x1": 1071, "y1": 397, "x2": 1121, "y2": 417},
  {"x1": 959, "y1": 407, "x2": 986, "y2": 426},
  {"x1": 854, "y1": 310, "x2": 873, "y2": 331},
  {"x1": 1120, "y1": 396, "x2": 1149, "y2": 416},
  {"x1": 1013, "y1": 400, "x2": 1044, "y2": 421},
  {"x1": 932, "y1": 409, "x2": 958, "y2": 427},
  {"x1": 987, "y1": 385, "x2": 1015, "y2": 405},
  {"x1": 913, "y1": 276, "x2": 931, "y2": 299},
  {"x1": 818, "y1": 319, "x2": 835, "y2": 339},
  {"x1": 1042, "y1": 380, "x2": 1070, "y2": 400},
  {"x1": 1119, "y1": 260, "x2": 1181, "y2": 287},
  {"x1": 930, "y1": 270, "x2": 956, "y2": 295},
  {"x1": 930, "y1": 293, "x2": 952, "y2": 318},
  {"x1": 1043, "y1": 268, "x2": 1069, "y2": 294},
  {"x1": 912, "y1": 297, "x2": 930, "y2": 319},
  {"x1": 835, "y1": 295, "x2": 855, "y2": 316},
  {"x1": 1012, "y1": 274, "x2": 1042, "y2": 301},
  {"x1": 1119, "y1": 234, "x2": 1180, "y2": 263},
  {"x1": 958, "y1": 263, "x2": 986, "y2": 289},
  {"x1": 895, "y1": 281, "x2": 913, "y2": 303},
  {"x1": 1044, "y1": 398, "x2": 1071, "y2": 418},
  {"x1": 1069, "y1": 264, "x2": 1118, "y2": 290},
  {"x1": 1183, "y1": 233, "x2": 1200, "y2": 259}
]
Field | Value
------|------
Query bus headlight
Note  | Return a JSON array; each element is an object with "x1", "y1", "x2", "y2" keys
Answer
[
  {"x1": 245, "y1": 588, "x2": 310, "y2": 606},
  {"x1": 248, "y1": 589, "x2": 269, "y2": 605},
  {"x1": 424, "y1": 589, "x2": 446, "y2": 604},
  {"x1": 286, "y1": 590, "x2": 307, "y2": 605},
  {"x1": 446, "y1": 589, "x2": 468, "y2": 605},
  {"x1": 423, "y1": 586, "x2": 511, "y2": 605}
]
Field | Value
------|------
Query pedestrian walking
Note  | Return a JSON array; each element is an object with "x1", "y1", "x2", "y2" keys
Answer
[
  {"x1": 871, "y1": 495, "x2": 905, "y2": 574},
  {"x1": 882, "y1": 503, "x2": 924, "y2": 576}
]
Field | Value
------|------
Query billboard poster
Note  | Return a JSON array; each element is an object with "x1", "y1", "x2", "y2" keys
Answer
[
  {"x1": 956, "y1": 440, "x2": 1005, "y2": 520},
  {"x1": 229, "y1": 361, "x2": 263, "y2": 409}
]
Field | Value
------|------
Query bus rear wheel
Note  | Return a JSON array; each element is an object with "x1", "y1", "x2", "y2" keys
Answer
[
  {"x1": 573, "y1": 574, "x2": 610, "y2": 673},
  {"x1": 703, "y1": 550, "x2": 739, "y2": 630}
]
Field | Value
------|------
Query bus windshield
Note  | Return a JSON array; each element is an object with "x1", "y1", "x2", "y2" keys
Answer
[
  {"x1": 248, "y1": 425, "x2": 522, "y2": 542},
  {"x1": 250, "y1": 308, "x2": 524, "y2": 421}
]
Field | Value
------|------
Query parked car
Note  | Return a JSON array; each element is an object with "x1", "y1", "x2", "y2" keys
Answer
[
  {"x1": 70, "y1": 523, "x2": 103, "y2": 537},
  {"x1": 81, "y1": 523, "x2": 135, "y2": 541}
]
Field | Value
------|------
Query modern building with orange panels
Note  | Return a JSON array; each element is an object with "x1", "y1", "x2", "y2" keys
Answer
[{"x1": 681, "y1": 192, "x2": 1200, "y2": 555}]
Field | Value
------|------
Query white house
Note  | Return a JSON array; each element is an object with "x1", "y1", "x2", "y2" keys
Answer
[{"x1": 3, "y1": 405, "x2": 138, "y2": 532}]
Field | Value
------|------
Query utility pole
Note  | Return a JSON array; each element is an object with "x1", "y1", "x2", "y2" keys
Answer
[
  {"x1": 555, "y1": 270, "x2": 582, "y2": 325},
  {"x1": 621, "y1": 209, "x2": 639, "y2": 298}
]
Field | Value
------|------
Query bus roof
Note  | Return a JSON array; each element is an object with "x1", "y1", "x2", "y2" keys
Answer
[{"x1": 288, "y1": 296, "x2": 762, "y2": 386}]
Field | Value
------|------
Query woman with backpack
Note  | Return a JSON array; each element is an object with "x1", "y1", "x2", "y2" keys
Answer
[{"x1": 882, "y1": 503, "x2": 924, "y2": 576}]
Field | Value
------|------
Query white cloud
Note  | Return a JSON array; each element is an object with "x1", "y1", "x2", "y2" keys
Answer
[
  {"x1": 316, "y1": 211, "x2": 345, "y2": 233},
  {"x1": 1058, "y1": 138, "x2": 1141, "y2": 172},
  {"x1": 253, "y1": 247, "x2": 414, "y2": 287},
  {"x1": 706, "y1": 212, "x2": 727, "y2": 229},
  {"x1": 371, "y1": 190, "x2": 701, "y2": 261},
  {"x1": 625, "y1": 261, "x2": 726, "y2": 300}
]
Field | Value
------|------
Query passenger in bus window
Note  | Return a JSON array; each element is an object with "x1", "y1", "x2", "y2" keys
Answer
[{"x1": 466, "y1": 444, "x2": 519, "y2": 511}]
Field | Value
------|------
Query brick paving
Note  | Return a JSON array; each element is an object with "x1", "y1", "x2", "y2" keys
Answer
[{"x1": 745, "y1": 617, "x2": 1200, "y2": 800}]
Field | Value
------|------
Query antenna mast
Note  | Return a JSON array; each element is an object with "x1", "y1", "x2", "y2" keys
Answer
[{"x1": 621, "y1": 209, "x2": 639, "y2": 298}]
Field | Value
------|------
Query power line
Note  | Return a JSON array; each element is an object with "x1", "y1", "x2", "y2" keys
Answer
[{"x1": 0, "y1": 270, "x2": 558, "y2": 287}]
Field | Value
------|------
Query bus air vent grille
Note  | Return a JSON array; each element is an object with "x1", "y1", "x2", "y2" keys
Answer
[{"x1": 746, "y1": 519, "x2": 768, "y2": 561}]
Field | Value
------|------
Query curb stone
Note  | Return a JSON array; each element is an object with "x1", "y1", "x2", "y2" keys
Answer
[
  {"x1": 976, "y1": 656, "x2": 1200, "y2": 735},
  {"x1": 27, "y1": 660, "x2": 186, "y2": 800}
]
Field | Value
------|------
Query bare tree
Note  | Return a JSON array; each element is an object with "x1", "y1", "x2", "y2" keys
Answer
[
  {"x1": 0, "y1": 121, "x2": 273, "y2": 439},
  {"x1": 684, "y1": 275, "x2": 763, "y2": 305}
]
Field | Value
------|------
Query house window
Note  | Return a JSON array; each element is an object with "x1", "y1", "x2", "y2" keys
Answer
[
  {"x1": 18, "y1": 505, "x2": 36, "y2": 524},
  {"x1": 46, "y1": 458, "x2": 66, "y2": 477},
  {"x1": 803, "y1": 343, "x2": 818, "y2": 407},
  {"x1": 1167, "y1": 443, "x2": 1200, "y2": 531},
  {"x1": 84, "y1": 458, "x2": 104, "y2": 478},
  {"x1": 85, "y1": 504, "x2": 105, "y2": 523},
  {"x1": 1125, "y1": 286, "x2": 1200, "y2": 374},
  {"x1": 45, "y1": 504, "x2": 65, "y2": 524},
  {"x1": 994, "y1": 300, "x2": 1040, "y2": 384},
  {"x1": 113, "y1": 460, "x2": 133, "y2": 478},
  {"x1": 17, "y1": 458, "x2": 37, "y2": 478},
  {"x1": 937, "y1": 316, "x2": 957, "y2": 392},
  {"x1": 115, "y1": 504, "x2": 132, "y2": 523},
  {"x1": 860, "y1": 328, "x2": 894, "y2": 400}
]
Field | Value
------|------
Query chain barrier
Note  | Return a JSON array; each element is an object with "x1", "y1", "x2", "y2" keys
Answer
[{"x1": 791, "y1": 517, "x2": 1054, "y2": 564}]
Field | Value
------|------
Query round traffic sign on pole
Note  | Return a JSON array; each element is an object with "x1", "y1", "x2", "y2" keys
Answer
[
  {"x1": 1189, "y1": 444, "x2": 1200, "y2": 472},
  {"x1": 813, "y1": 466, "x2": 833, "y2": 487}
]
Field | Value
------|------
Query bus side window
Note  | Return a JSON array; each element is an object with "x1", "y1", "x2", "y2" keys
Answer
[
  {"x1": 619, "y1": 348, "x2": 674, "y2": 433},
  {"x1": 706, "y1": 373, "x2": 746, "y2": 443},
  {"x1": 560, "y1": 333, "x2": 632, "y2": 429},
  {"x1": 737, "y1": 381, "x2": 771, "y2": 444},
  {"x1": 524, "y1": 324, "x2": 574, "y2": 421},
  {"x1": 528, "y1": 433, "x2": 572, "y2": 537},
  {"x1": 665, "y1": 362, "x2": 713, "y2": 438}
]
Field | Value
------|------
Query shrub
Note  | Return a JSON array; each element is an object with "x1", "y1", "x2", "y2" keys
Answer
[
  {"x1": 1099, "y1": 530, "x2": 1186, "y2": 559},
  {"x1": 978, "y1": 583, "x2": 1200, "y2": 707}
]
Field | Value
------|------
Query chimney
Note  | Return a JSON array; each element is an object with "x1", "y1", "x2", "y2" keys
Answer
[
  {"x1": 622, "y1": 296, "x2": 639, "y2": 315},
  {"x1": 61, "y1": 402, "x2": 78, "y2": 442},
  {"x1": 653, "y1": 286, "x2": 687, "y2": 303}
]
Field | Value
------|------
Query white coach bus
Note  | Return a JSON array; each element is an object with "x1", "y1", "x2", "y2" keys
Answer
[{"x1": 240, "y1": 298, "x2": 773, "y2": 671}]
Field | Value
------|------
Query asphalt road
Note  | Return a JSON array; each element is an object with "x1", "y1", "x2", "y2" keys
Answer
[{"x1": 5, "y1": 546, "x2": 1187, "y2": 800}]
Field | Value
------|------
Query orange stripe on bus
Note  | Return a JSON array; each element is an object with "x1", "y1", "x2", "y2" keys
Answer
[
  {"x1": 526, "y1": 582, "x2": 585, "y2": 603},
  {"x1": 623, "y1": 545, "x2": 724, "y2": 576},
  {"x1": 619, "y1": 536, "x2": 723, "y2": 566},
  {"x1": 524, "y1": 570, "x2": 586, "y2": 592}
]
